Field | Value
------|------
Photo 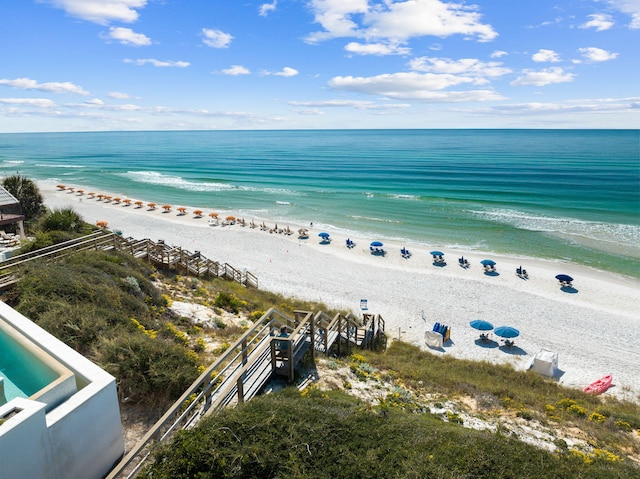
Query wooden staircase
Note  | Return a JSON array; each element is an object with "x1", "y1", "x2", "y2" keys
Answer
[
  {"x1": 105, "y1": 307, "x2": 386, "y2": 479},
  {"x1": 0, "y1": 230, "x2": 258, "y2": 290}
]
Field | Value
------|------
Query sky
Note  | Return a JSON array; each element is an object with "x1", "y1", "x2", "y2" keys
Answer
[{"x1": 1, "y1": 0, "x2": 639, "y2": 131}]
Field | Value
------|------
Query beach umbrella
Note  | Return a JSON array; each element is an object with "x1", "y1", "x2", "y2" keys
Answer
[
  {"x1": 123, "y1": 199, "x2": 131, "y2": 205},
  {"x1": 56, "y1": 184, "x2": 66, "y2": 190},
  {"x1": 319, "y1": 232, "x2": 330, "y2": 238},
  {"x1": 480, "y1": 259, "x2": 496, "y2": 266},
  {"x1": 88, "y1": 192, "x2": 95, "y2": 197},
  {"x1": 209, "y1": 212, "x2": 219, "y2": 218},
  {"x1": 430, "y1": 250, "x2": 444, "y2": 256},
  {"x1": 162, "y1": 204, "x2": 172, "y2": 211},
  {"x1": 469, "y1": 320, "x2": 494, "y2": 331},
  {"x1": 134, "y1": 201, "x2": 143, "y2": 207},
  {"x1": 226, "y1": 215, "x2": 235, "y2": 221},
  {"x1": 555, "y1": 274, "x2": 573, "y2": 282},
  {"x1": 371, "y1": 241, "x2": 384, "y2": 247},
  {"x1": 193, "y1": 209, "x2": 203, "y2": 217},
  {"x1": 148, "y1": 202, "x2": 157, "y2": 209},
  {"x1": 77, "y1": 189, "x2": 84, "y2": 195},
  {"x1": 494, "y1": 326, "x2": 520, "y2": 338}
]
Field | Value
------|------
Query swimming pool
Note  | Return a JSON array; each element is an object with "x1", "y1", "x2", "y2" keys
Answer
[{"x1": 0, "y1": 325, "x2": 72, "y2": 407}]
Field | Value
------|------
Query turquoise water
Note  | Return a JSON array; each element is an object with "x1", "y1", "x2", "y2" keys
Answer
[
  {"x1": 0, "y1": 129, "x2": 638, "y2": 278},
  {"x1": 0, "y1": 328, "x2": 60, "y2": 404}
]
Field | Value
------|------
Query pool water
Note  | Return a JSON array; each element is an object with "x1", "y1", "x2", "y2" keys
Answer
[{"x1": 0, "y1": 328, "x2": 60, "y2": 405}]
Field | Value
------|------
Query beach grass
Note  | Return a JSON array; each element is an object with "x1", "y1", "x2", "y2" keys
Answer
[
  {"x1": 360, "y1": 342, "x2": 640, "y2": 457},
  {"x1": 140, "y1": 386, "x2": 639, "y2": 479}
]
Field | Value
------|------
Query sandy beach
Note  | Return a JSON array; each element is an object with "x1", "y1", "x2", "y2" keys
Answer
[{"x1": 39, "y1": 181, "x2": 640, "y2": 402}]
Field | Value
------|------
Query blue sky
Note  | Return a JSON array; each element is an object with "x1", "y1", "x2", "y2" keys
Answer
[{"x1": 1, "y1": 0, "x2": 638, "y2": 131}]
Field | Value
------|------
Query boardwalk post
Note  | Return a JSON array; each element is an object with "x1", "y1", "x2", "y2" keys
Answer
[
  {"x1": 241, "y1": 339, "x2": 248, "y2": 366},
  {"x1": 237, "y1": 377, "x2": 245, "y2": 404},
  {"x1": 310, "y1": 314, "x2": 315, "y2": 363},
  {"x1": 287, "y1": 341, "x2": 294, "y2": 382}
]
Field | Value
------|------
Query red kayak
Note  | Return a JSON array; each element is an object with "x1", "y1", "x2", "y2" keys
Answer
[{"x1": 583, "y1": 375, "x2": 612, "y2": 394}]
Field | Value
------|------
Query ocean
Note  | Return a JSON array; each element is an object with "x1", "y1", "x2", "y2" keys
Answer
[{"x1": 0, "y1": 129, "x2": 638, "y2": 278}]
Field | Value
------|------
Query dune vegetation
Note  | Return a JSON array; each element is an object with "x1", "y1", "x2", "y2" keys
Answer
[{"x1": 3, "y1": 185, "x2": 638, "y2": 477}]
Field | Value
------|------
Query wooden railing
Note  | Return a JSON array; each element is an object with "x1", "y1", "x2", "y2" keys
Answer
[
  {"x1": 0, "y1": 230, "x2": 258, "y2": 289},
  {"x1": 106, "y1": 307, "x2": 385, "y2": 479}
]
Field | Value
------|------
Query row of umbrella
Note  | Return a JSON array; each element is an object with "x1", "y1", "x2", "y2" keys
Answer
[
  {"x1": 469, "y1": 320, "x2": 520, "y2": 339},
  {"x1": 316, "y1": 238, "x2": 575, "y2": 285},
  {"x1": 317, "y1": 234, "x2": 385, "y2": 250}
]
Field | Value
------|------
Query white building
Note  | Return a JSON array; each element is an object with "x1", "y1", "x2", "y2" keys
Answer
[{"x1": 0, "y1": 300, "x2": 124, "y2": 479}]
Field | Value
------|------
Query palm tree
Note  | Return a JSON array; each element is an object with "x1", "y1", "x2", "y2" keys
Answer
[{"x1": 2, "y1": 174, "x2": 45, "y2": 221}]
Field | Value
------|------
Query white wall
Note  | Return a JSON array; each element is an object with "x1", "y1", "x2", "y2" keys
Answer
[{"x1": 0, "y1": 301, "x2": 125, "y2": 479}]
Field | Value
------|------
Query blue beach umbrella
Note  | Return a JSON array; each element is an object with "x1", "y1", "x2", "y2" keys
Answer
[
  {"x1": 494, "y1": 326, "x2": 520, "y2": 338},
  {"x1": 469, "y1": 320, "x2": 494, "y2": 331},
  {"x1": 480, "y1": 259, "x2": 496, "y2": 266},
  {"x1": 318, "y1": 232, "x2": 330, "y2": 238},
  {"x1": 555, "y1": 274, "x2": 573, "y2": 282},
  {"x1": 430, "y1": 251, "x2": 444, "y2": 256},
  {"x1": 370, "y1": 241, "x2": 384, "y2": 247}
]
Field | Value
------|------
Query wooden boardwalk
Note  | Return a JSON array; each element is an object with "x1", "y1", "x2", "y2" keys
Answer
[
  {"x1": 0, "y1": 229, "x2": 258, "y2": 290},
  {"x1": 0, "y1": 229, "x2": 386, "y2": 478},
  {"x1": 106, "y1": 308, "x2": 385, "y2": 479}
]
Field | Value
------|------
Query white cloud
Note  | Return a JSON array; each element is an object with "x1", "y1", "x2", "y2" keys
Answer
[
  {"x1": 222, "y1": 65, "x2": 251, "y2": 75},
  {"x1": 580, "y1": 13, "x2": 614, "y2": 31},
  {"x1": 306, "y1": 0, "x2": 497, "y2": 44},
  {"x1": 201, "y1": 28, "x2": 233, "y2": 48},
  {"x1": 274, "y1": 67, "x2": 299, "y2": 77},
  {"x1": 328, "y1": 72, "x2": 504, "y2": 102},
  {"x1": 0, "y1": 77, "x2": 90, "y2": 95},
  {"x1": 292, "y1": 108, "x2": 325, "y2": 115},
  {"x1": 409, "y1": 57, "x2": 511, "y2": 78},
  {"x1": 43, "y1": 0, "x2": 148, "y2": 25},
  {"x1": 532, "y1": 49, "x2": 561, "y2": 62},
  {"x1": 511, "y1": 67, "x2": 575, "y2": 86},
  {"x1": 345, "y1": 42, "x2": 410, "y2": 55},
  {"x1": 259, "y1": 1, "x2": 277, "y2": 16},
  {"x1": 491, "y1": 50, "x2": 508, "y2": 58},
  {"x1": 107, "y1": 91, "x2": 132, "y2": 99},
  {"x1": 288, "y1": 99, "x2": 410, "y2": 110},
  {"x1": 69, "y1": 99, "x2": 142, "y2": 111},
  {"x1": 106, "y1": 27, "x2": 151, "y2": 46},
  {"x1": 609, "y1": 0, "x2": 640, "y2": 29},
  {"x1": 577, "y1": 47, "x2": 619, "y2": 62},
  {"x1": 0, "y1": 98, "x2": 57, "y2": 108},
  {"x1": 124, "y1": 58, "x2": 190, "y2": 67},
  {"x1": 480, "y1": 97, "x2": 640, "y2": 115}
]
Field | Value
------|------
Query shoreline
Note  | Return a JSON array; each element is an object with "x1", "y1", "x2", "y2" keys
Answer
[{"x1": 38, "y1": 180, "x2": 640, "y2": 402}]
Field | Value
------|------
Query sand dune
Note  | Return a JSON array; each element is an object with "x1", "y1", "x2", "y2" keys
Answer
[{"x1": 41, "y1": 182, "x2": 640, "y2": 403}]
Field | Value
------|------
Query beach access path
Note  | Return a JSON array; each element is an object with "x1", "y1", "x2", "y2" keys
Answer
[{"x1": 40, "y1": 182, "x2": 640, "y2": 403}]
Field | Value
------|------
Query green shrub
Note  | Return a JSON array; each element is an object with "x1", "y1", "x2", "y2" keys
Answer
[
  {"x1": 95, "y1": 334, "x2": 200, "y2": 405},
  {"x1": 39, "y1": 207, "x2": 84, "y2": 232},
  {"x1": 213, "y1": 291, "x2": 244, "y2": 313},
  {"x1": 141, "y1": 390, "x2": 639, "y2": 479}
]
